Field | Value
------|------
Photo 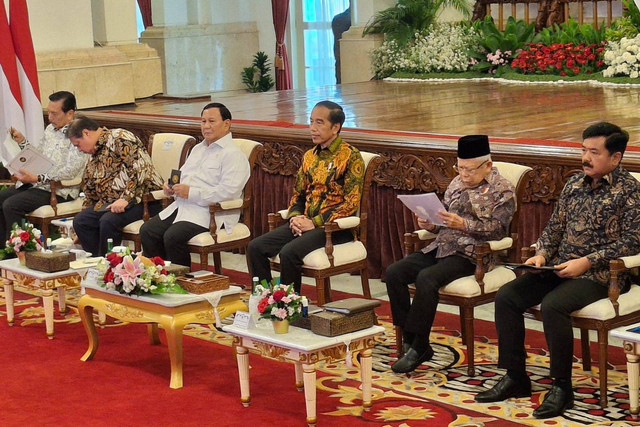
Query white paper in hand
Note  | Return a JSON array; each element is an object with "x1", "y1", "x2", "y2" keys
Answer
[
  {"x1": 398, "y1": 193, "x2": 446, "y2": 226},
  {"x1": 6, "y1": 146, "x2": 53, "y2": 175},
  {"x1": 1, "y1": 132, "x2": 22, "y2": 166}
]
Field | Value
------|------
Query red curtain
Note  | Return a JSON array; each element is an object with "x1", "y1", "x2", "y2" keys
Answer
[
  {"x1": 137, "y1": 0, "x2": 152, "y2": 28},
  {"x1": 271, "y1": 0, "x2": 292, "y2": 90}
]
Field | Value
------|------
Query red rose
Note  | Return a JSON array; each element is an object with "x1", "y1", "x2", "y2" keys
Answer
[
  {"x1": 20, "y1": 231, "x2": 30, "y2": 242},
  {"x1": 106, "y1": 252, "x2": 122, "y2": 267},
  {"x1": 273, "y1": 290, "x2": 286, "y2": 302},
  {"x1": 152, "y1": 256, "x2": 165, "y2": 266},
  {"x1": 257, "y1": 298, "x2": 269, "y2": 313},
  {"x1": 161, "y1": 269, "x2": 168, "y2": 275},
  {"x1": 103, "y1": 270, "x2": 114, "y2": 283}
]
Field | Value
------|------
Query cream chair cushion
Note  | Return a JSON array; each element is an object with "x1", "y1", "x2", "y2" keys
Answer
[
  {"x1": 570, "y1": 284, "x2": 640, "y2": 320},
  {"x1": 188, "y1": 223, "x2": 251, "y2": 246},
  {"x1": 28, "y1": 198, "x2": 84, "y2": 218},
  {"x1": 271, "y1": 240, "x2": 367, "y2": 270},
  {"x1": 122, "y1": 219, "x2": 144, "y2": 233},
  {"x1": 439, "y1": 266, "x2": 516, "y2": 297}
]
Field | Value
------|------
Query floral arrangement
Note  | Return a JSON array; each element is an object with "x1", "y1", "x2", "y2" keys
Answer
[
  {"x1": 470, "y1": 49, "x2": 514, "y2": 74},
  {"x1": 100, "y1": 251, "x2": 186, "y2": 296},
  {"x1": 603, "y1": 35, "x2": 640, "y2": 78},
  {"x1": 511, "y1": 42, "x2": 606, "y2": 76},
  {"x1": 255, "y1": 279, "x2": 303, "y2": 322},
  {"x1": 370, "y1": 22, "x2": 479, "y2": 78},
  {"x1": 4, "y1": 222, "x2": 42, "y2": 254}
]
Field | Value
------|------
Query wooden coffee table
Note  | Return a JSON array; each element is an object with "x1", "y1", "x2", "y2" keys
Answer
[
  {"x1": 78, "y1": 282, "x2": 247, "y2": 389},
  {"x1": 223, "y1": 323, "x2": 384, "y2": 426},
  {"x1": 0, "y1": 258, "x2": 82, "y2": 338}
]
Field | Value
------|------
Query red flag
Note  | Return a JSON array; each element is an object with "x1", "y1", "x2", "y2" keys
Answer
[
  {"x1": 10, "y1": 0, "x2": 43, "y2": 143},
  {"x1": 0, "y1": 0, "x2": 25, "y2": 141}
]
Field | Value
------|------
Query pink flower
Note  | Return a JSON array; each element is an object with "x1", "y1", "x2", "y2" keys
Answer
[
  {"x1": 274, "y1": 308, "x2": 288, "y2": 320},
  {"x1": 113, "y1": 256, "x2": 145, "y2": 289}
]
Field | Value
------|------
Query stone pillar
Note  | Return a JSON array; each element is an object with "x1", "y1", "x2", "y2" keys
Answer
[
  {"x1": 140, "y1": 0, "x2": 261, "y2": 96},
  {"x1": 339, "y1": 0, "x2": 394, "y2": 84}
]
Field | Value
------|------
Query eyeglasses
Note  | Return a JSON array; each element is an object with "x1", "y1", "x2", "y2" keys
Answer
[{"x1": 453, "y1": 160, "x2": 489, "y2": 174}]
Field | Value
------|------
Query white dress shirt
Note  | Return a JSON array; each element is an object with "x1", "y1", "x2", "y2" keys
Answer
[{"x1": 158, "y1": 132, "x2": 250, "y2": 231}]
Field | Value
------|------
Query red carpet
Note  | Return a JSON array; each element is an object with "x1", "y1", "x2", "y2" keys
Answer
[{"x1": 0, "y1": 268, "x2": 633, "y2": 426}]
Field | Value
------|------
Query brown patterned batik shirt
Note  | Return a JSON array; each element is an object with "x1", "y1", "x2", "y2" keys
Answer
[
  {"x1": 287, "y1": 136, "x2": 364, "y2": 226},
  {"x1": 81, "y1": 128, "x2": 163, "y2": 210},
  {"x1": 423, "y1": 167, "x2": 516, "y2": 263},
  {"x1": 536, "y1": 166, "x2": 640, "y2": 286}
]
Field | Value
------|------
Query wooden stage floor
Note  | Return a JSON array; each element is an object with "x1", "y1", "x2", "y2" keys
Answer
[{"x1": 96, "y1": 80, "x2": 640, "y2": 146}]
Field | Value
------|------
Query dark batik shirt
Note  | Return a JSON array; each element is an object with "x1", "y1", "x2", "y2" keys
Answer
[
  {"x1": 424, "y1": 167, "x2": 516, "y2": 263},
  {"x1": 288, "y1": 136, "x2": 364, "y2": 226},
  {"x1": 536, "y1": 166, "x2": 640, "y2": 286}
]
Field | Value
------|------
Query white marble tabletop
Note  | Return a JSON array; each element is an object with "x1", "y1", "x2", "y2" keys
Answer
[
  {"x1": 0, "y1": 257, "x2": 79, "y2": 279},
  {"x1": 611, "y1": 323, "x2": 640, "y2": 342}
]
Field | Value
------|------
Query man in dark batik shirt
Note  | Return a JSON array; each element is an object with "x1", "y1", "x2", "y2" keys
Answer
[
  {"x1": 386, "y1": 135, "x2": 516, "y2": 374},
  {"x1": 476, "y1": 122, "x2": 640, "y2": 419}
]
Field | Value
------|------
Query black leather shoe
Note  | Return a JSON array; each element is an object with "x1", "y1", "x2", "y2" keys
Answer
[
  {"x1": 401, "y1": 342, "x2": 411, "y2": 356},
  {"x1": 475, "y1": 374, "x2": 532, "y2": 403},
  {"x1": 391, "y1": 346, "x2": 434, "y2": 373},
  {"x1": 533, "y1": 385, "x2": 574, "y2": 419}
]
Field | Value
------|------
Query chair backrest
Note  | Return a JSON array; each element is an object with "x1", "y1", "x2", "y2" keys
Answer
[
  {"x1": 358, "y1": 151, "x2": 382, "y2": 245},
  {"x1": 493, "y1": 161, "x2": 534, "y2": 261},
  {"x1": 631, "y1": 171, "x2": 640, "y2": 182},
  {"x1": 148, "y1": 133, "x2": 197, "y2": 182},
  {"x1": 232, "y1": 138, "x2": 263, "y2": 227}
]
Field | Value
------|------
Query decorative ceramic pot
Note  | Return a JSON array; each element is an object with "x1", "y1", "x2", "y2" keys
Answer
[{"x1": 272, "y1": 319, "x2": 290, "y2": 334}]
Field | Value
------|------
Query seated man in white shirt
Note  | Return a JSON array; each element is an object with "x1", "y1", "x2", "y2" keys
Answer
[{"x1": 139, "y1": 102, "x2": 250, "y2": 267}]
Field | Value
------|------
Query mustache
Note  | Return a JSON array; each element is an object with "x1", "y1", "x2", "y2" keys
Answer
[{"x1": 582, "y1": 162, "x2": 593, "y2": 168}]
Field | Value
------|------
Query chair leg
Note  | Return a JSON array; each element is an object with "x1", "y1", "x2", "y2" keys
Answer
[
  {"x1": 213, "y1": 252, "x2": 222, "y2": 275},
  {"x1": 199, "y1": 253, "x2": 207, "y2": 271},
  {"x1": 134, "y1": 236, "x2": 141, "y2": 253},
  {"x1": 360, "y1": 267, "x2": 371, "y2": 299},
  {"x1": 461, "y1": 306, "x2": 475, "y2": 376},
  {"x1": 597, "y1": 328, "x2": 609, "y2": 408},
  {"x1": 395, "y1": 325, "x2": 404, "y2": 357},
  {"x1": 580, "y1": 328, "x2": 591, "y2": 371},
  {"x1": 315, "y1": 277, "x2": 326, "y2": 306},
  {"x1": 324, "y1": 277, "x2": 332, "y2": 303}
]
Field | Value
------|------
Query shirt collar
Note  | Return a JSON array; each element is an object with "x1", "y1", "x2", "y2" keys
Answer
[
  {"x1": 582, "y1": 167, "x2": 619, "y2": 187},
  {"x1": 313, "y1": 135, "x2": 342, "y2": 155},
  {"x1": 205, "y1": 132, "x2": 233, "y2": 149}
]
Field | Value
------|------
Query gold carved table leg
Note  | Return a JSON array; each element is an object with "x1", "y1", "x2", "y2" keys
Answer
[
  {"x1": 295, "y1": 362, "x2": 304, "y2": 391},
  {"x1": 42, "y1": 289, "x2": 54, "y2": 339},
  {"x1": 78, "y1": 295, "x2": 99, "y2": 361},
  {"x1": 302, "y1": 362, "x2": 317, "y2": 426},
  {"x1": 160, "y1": 316, "x2": 187, "y2": 389},
  {"x1": 236, "y1": 345, "x2": 251, "y2": 407},
  {"x1": 3, "y1": 279, "x2": 14, "y2": 325}
]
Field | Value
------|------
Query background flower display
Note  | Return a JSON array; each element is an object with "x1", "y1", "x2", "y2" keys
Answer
[
  {"x1": 100, "y1": 252, "x2": 186, "y2": 296},
  {"x1": 603, "y1": 35, "x2": 640, "y2": 78},
  {"x1": 255, "y1": 279, "x2": 303, "y2": 322},
  {"x1": 3, "y1": 222, "x2": 42, "y2": 255},
  {"x1": 511, "y1": 42, "x2": 606, "y2": 76}
]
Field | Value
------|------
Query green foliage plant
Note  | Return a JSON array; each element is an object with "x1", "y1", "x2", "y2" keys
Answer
[
  {"x1": 624, "y1": 0, "x2": 640, "y2": 30},
  {"x1": 241, "y1": 51, "x2": 275, "y2": 93},
  {"x1": 469, "y1": 16, "x2": 536, "y2": 75},
  {"x1": 534, "y1": 18, "x2": 606, "y2": 45},
  {"x1": 362, "y1": 0, "x2": 471, "y2": 47},
  {"x1": 606, "y1": 0, "x2": 640, "y2": 42}
]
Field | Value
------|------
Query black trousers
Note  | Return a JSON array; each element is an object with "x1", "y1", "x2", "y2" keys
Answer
[
  {"x1": 247, "y1": 223, "x2": 353, "y2": 293},
  {"x1": 74, "y1": 202, "x2": 162, "y2": 256},
  {"x1": 495, "y1": 271, "x2": 610, "y2": 378},
  {"x1": 139, "y1": 210, "x2": 208, "y2": 268},
  {"x1": 0, "y1": 186, "x2": 65, "y2": 246},
  {"x1": 385, "y1": 249, "x2": 476, "y2": 337}
]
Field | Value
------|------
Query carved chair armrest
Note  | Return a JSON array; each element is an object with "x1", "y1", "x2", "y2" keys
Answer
[
  {"x1": 333, "y1": 216, "x2": 360, "y2": 229},
  {"x1": 268, "y1": 209, "x2": 289, "y2": 231},
  {"x1": 608, "y1": 255, "x2": 640, "y2": 314},
  {"x1": 403, "y1": 229, "x2": 437, "y2": 257},
  {"x1": 521, "y1": 245, "x2": 535, "y2": 261}
]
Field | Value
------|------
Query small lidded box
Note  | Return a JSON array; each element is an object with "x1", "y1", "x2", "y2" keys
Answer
[{"x1": 25, "y1": 251, "x2": 70, "y2": 272}]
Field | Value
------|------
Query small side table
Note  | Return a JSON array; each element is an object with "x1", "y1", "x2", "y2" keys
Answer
[
  {"x1": 611, "y1": 324, "x2": 640, "y2": 416},
  {"x1": 0, "y1": 258, "x2": 82, "y2": 338},
  {"x1": 223, "y1": 323, "x2": 384, "y2": 426},
  {"x1": 78, "y1": 283, "x2": 247, "y2": 389}
]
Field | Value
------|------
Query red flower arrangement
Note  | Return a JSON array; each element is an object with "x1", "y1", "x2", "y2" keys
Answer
[
  {"x1": 511, "y1": 42, "x2": 606, "y2": 76},
  {"x1": 254, "y1": 279, "x2": 303, "y2": 321}
]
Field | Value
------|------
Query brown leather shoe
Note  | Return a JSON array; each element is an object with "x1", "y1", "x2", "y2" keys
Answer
[{"x1": 475, "y1": 374, "x2": 531, "y2": 403}]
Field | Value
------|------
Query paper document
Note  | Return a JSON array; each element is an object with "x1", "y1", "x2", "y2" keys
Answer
[
  {"x1": 397, "y1": 193, "x2": 446, "y2": 225},
  {"x1": 1, "y1": 132, "x2": 22, "y2": 167},
  {"x1": 6, "y1": 146, "x2": 53, "y2": 175}
]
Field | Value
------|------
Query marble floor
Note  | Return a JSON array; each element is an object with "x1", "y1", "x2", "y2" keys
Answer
[{"x1": 213, "y1": 251, "x2": 623, "y2": 348}]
